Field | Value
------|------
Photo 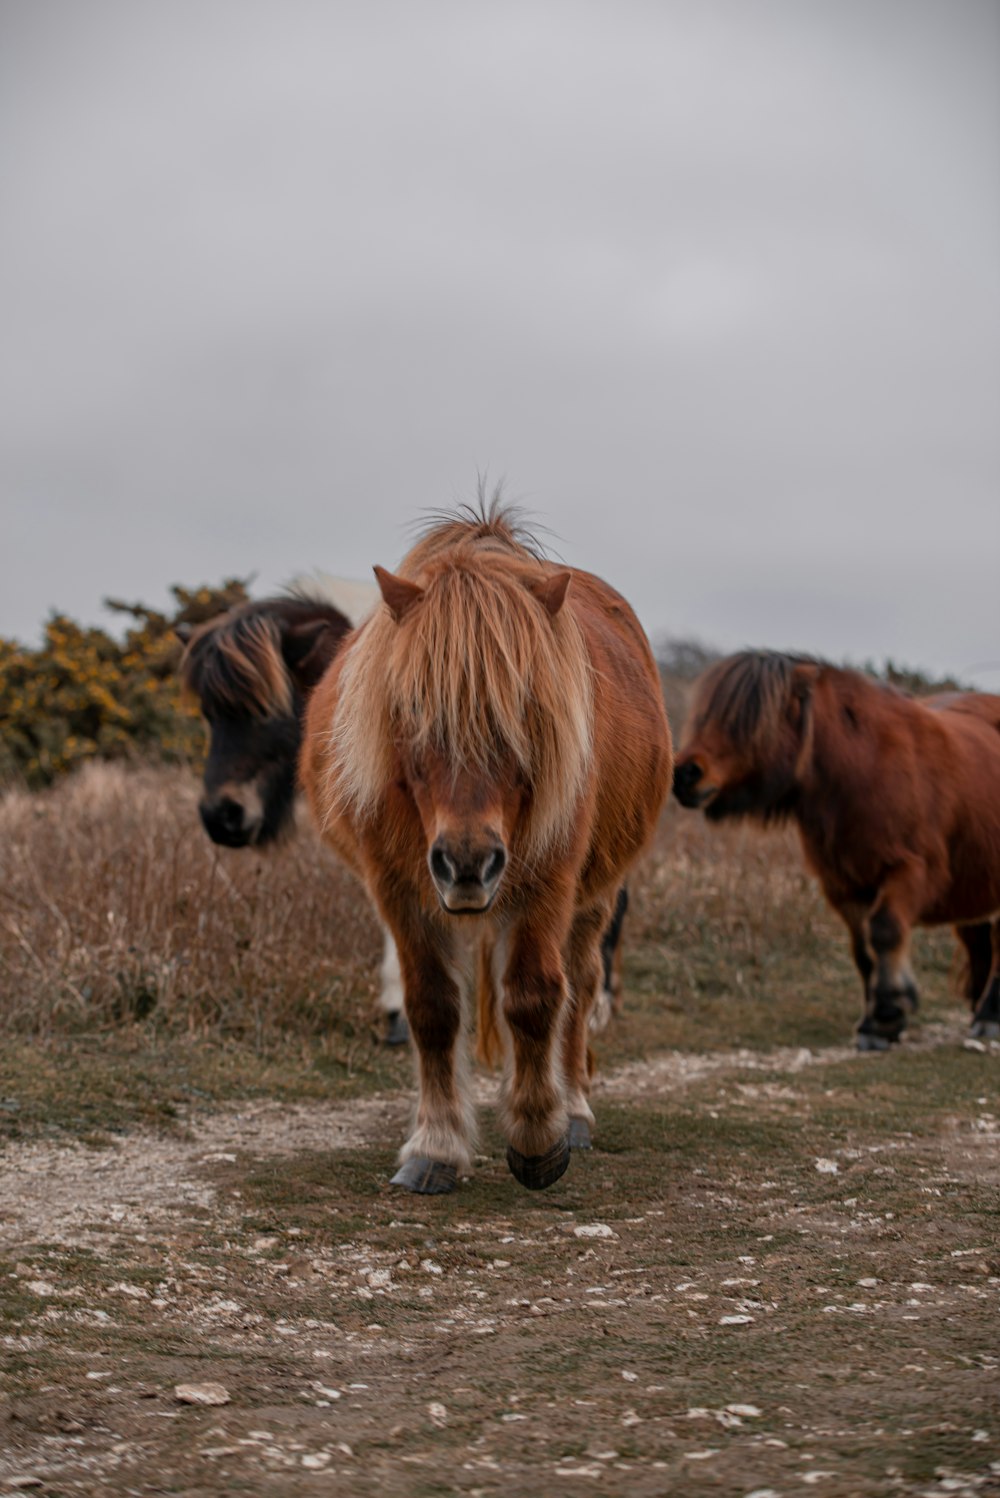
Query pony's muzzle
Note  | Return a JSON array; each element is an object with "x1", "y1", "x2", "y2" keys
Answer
[
  {"x1": 429, "y1": 837, "x2": 507, "y2": 913},
  {"x1": 199, "y1": 794, "x2": 260, "y2": 848},
  {"x1": 672, "y1": 758, "x2": 709, "y2": 808}
]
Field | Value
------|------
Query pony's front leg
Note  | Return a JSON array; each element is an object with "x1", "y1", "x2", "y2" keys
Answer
[
  {"x1": 857, "y1": 890, "x2": 920, "y2": 1050},
  {"x1": 389, "y1": 928, "x2": 474, "y2": 1194},
  {"x1": 499, "y1": 926, "x2": 571, "y2": 1190}
]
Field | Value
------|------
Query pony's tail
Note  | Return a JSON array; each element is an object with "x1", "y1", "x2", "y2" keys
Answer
[{"x1": 474, "y1": 935, "x2": 504, "y2": 1069}]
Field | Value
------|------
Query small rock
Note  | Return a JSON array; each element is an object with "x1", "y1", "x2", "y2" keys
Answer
[
  {"x1": 428, "y1": 1401, "x2": 448, "y2": 1427},
  {"x1": 573, "y1": 1224, "x2": 615, "y2": 1239},
  {"x1": 174, "y1": 1382, "x2": 231, "y2": 1406},
  {"x1": 814, "y1": 1158, "x2": 839, "y2": 1174},
  {"x1": 719, "y1": 1314, "x2": 754, "y2": 1325}
]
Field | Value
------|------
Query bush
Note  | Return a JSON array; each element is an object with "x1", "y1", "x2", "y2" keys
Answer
[{"x1": 0, "y1": 582, "x2": 249, "y2": 789}]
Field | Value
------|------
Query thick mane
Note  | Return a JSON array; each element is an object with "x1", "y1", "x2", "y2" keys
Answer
[
  {"x1": 691, "y1": 650, "x2": 817, "y2": 754},
  {"x1": 182, "y1": 594, "x2": 354, "y2": 720},
  {"x1": 182, "y1": 605, "x2": 295, "y2": 720},
  {"x1": 329, "y1": 505, "x2": 594, "y2": 857}
]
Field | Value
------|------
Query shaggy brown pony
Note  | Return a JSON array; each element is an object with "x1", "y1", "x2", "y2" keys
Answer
[
  {"x1": 673, "y1": 651, "x2": 1000, "y2": 1047},
  {"x1": 301, "y1": 503, "x2": 672, "y2": 1194}
]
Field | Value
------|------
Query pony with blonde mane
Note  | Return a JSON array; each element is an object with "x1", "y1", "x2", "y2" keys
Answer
[
  {"x1": 673, "y1": 651, "x2": 1000, "y2": 1047},
  {"x1": 301, "y1": 503, "x2": 672, "y2": 1193}
]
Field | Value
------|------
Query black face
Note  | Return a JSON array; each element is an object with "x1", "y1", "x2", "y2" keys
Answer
[{"x1": 198, "y1": 711, "x2": 301, "y2": 848}]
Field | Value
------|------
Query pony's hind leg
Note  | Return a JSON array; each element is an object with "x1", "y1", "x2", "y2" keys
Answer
[
  {"x1": 589, "y1": 884, "x2": 628, "y2": 1035},
  {"x1": 856, "y1": 896, "x2": 919, "y2": 1050},
  {"x1": 968, "y1": 919, "x2": 1000, "y2": 1040},
  {"x1": 377, "y1": 929, "x2": 410, "y2": 1046},
  {"x1": 498, "y1": 924, "x2": 572, "y2": 1190},
  {"x1": 564, "y1": 898, "x2": 615, "y2": 1149},
  {"x1": 389, "y1": 927, "x2": 474, "y2": 1194}
]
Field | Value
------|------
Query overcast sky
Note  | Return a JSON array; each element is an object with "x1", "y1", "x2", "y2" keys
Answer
[{"x1": 2, "y1": 1, "x2": 998, "y2": 684}]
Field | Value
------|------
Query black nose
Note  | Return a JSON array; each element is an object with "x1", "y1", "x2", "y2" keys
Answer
[
  {"x1": 200, "y1": 796, "x2": 250, "y2": 847},
  {"x1": 672, "y1": 760, "x2": 704, "y2": 803},
  {"x1": 429, "y1": 839, "x2": 507, "y2": 890}
]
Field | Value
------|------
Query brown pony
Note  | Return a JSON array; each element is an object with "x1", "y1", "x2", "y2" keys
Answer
[
  {"x1": 673, "y1": 651, "x2": 1000, "y2": 1047},
  {"x1": 301, "y1": 503, "x2": 672, "y2": 1193}
]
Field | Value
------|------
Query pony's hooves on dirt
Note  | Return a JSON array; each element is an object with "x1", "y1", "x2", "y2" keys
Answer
[
  {"x1": 568, "y1": 1118, "x2": 592, "y2": 1150},
  {"x1": 969, "y1": 1019, "x2": 1000, "y2": 1040},
  {"x1": 390, "y1": 1158, "x2": 458, "y2": 1194},
  {"x1": 506, "y1": 1134, "x2": 571, "y2": 1190},
  {"x1": 856, "y1": 1032, "x2": 893, "y2": 1052},
  {"x1": 383, "y1": 1010, "x2": 410, "y2": 1047}
]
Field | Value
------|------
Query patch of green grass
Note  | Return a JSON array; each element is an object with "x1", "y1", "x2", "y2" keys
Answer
[{"x1": 0, "y1": 1030, "x2": 411, "y2": 1142}]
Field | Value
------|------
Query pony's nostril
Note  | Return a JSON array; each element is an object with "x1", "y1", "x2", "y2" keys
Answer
[
  {"x1": 218, "y1": 798, "x2": 245, "y2": 831},
  {"x1": 200, "y1": 797, "x2": 250, "y2": 847},
  {"x1": 674, "y1": 761, "x2": 703, "y2": 791},
  {"x1": 429, "y1": 844, "x2": 455, "y2": 885},
  {"x1": 482, "y1": 847, "x2": 506, "y2": 885}
]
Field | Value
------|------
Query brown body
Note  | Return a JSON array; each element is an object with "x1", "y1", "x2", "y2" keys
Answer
[
  {"x1": 301, "y1": 505, "x2": 672, "y2": 1192},
  {"x1": 673, "y1": 652, "x2": 1000, "y2": 1046}
]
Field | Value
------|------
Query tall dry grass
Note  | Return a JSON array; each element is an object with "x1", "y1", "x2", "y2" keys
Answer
[
  {"x1": 0, "y1": 761, "x2": 958, "y2": 1053},
  {"x1": 0, "y1": 763, "x2": 382, "y2": 1043}
]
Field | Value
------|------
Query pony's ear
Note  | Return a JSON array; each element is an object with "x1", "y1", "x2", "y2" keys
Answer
[
  {"x1": 282, "y1": 618, "x2": 341, "y2": 690},
  {"x1": 528, "y1": 569, "x2": 572, "y2": 618},
  {"x1": 374, "y1": 565, "x2": 425, "y2": 623},
  {"x1": 174, "y1": 621, "x2": 194, "y2": 645}
]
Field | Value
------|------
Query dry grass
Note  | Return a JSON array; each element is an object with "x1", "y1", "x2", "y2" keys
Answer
[
  {"x1": 0, "y1": 762, "x2": 960, "y2": 1065},
  {"x1": 0, "y1": 762, "x2": 382, "y2": 1044}
]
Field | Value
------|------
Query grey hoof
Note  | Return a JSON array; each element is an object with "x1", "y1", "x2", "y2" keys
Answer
[
  {"x1": 856, "y1": 1032, "x2": 893, "y2": 1052},
  {"x1": 970, "y1": 1019, "x2": 1000, "y2": 1040},
  {"x1": 568, "y1": 1118, "x2": 592, "y2": 1150},
  {"x1": 390, "y1": 1157, "x2": 458, "y2": 1194},
  {"x1": 384, "y1": 1010, "x2": 410, "y2": 1046},
  {"x1": 506, "y1": 1133, "x2": 571, "y2": 1190}
]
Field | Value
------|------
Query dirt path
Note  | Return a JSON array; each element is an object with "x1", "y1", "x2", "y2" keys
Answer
[
  {"x1": 2, "y1": 1027, "x2": 998, "y2": 1497},
  {"x1": 0, "y1": 1029, "x2": 947, "y2": 1251}
]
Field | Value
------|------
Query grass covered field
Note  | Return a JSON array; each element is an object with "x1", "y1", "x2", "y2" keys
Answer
[{"x1": 1, "y1": 764, "x2": 997, "y2": 1496}]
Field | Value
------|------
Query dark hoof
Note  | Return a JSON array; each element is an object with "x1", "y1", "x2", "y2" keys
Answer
[
  {"x1": 568, "y1": 1117, "x2": 592, "y2": 1150},
  {"x1": 970, "y1": 1019, "x2": 1000, "y2": 1041},
  {"x1": 506, "y1": 1133, "x2": 571, "y2": 1190},
  {"x1": 383, "y1": 1010, "x2": 410, "y2": 1046},
  {"x1": 856, "y1": 1032, "x2": 893, "y2": 1052},
  {"x1": 390, "y1": 1157, "x2": 458, "y2": 1194}
]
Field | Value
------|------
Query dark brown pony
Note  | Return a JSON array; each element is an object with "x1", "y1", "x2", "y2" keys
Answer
[
  {"x1": 301, "y1": 503, "x2": 672, "y2": 1193},
  {"x1": 178, "y1": 591, "x2": 418, "y2": 1043},
  {"x1": 673, "y1": 651, "x2": 1000, "y2": 1047},
  {"x1": 178, "y1": 592, "x2": 353, "y2": 848}
]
